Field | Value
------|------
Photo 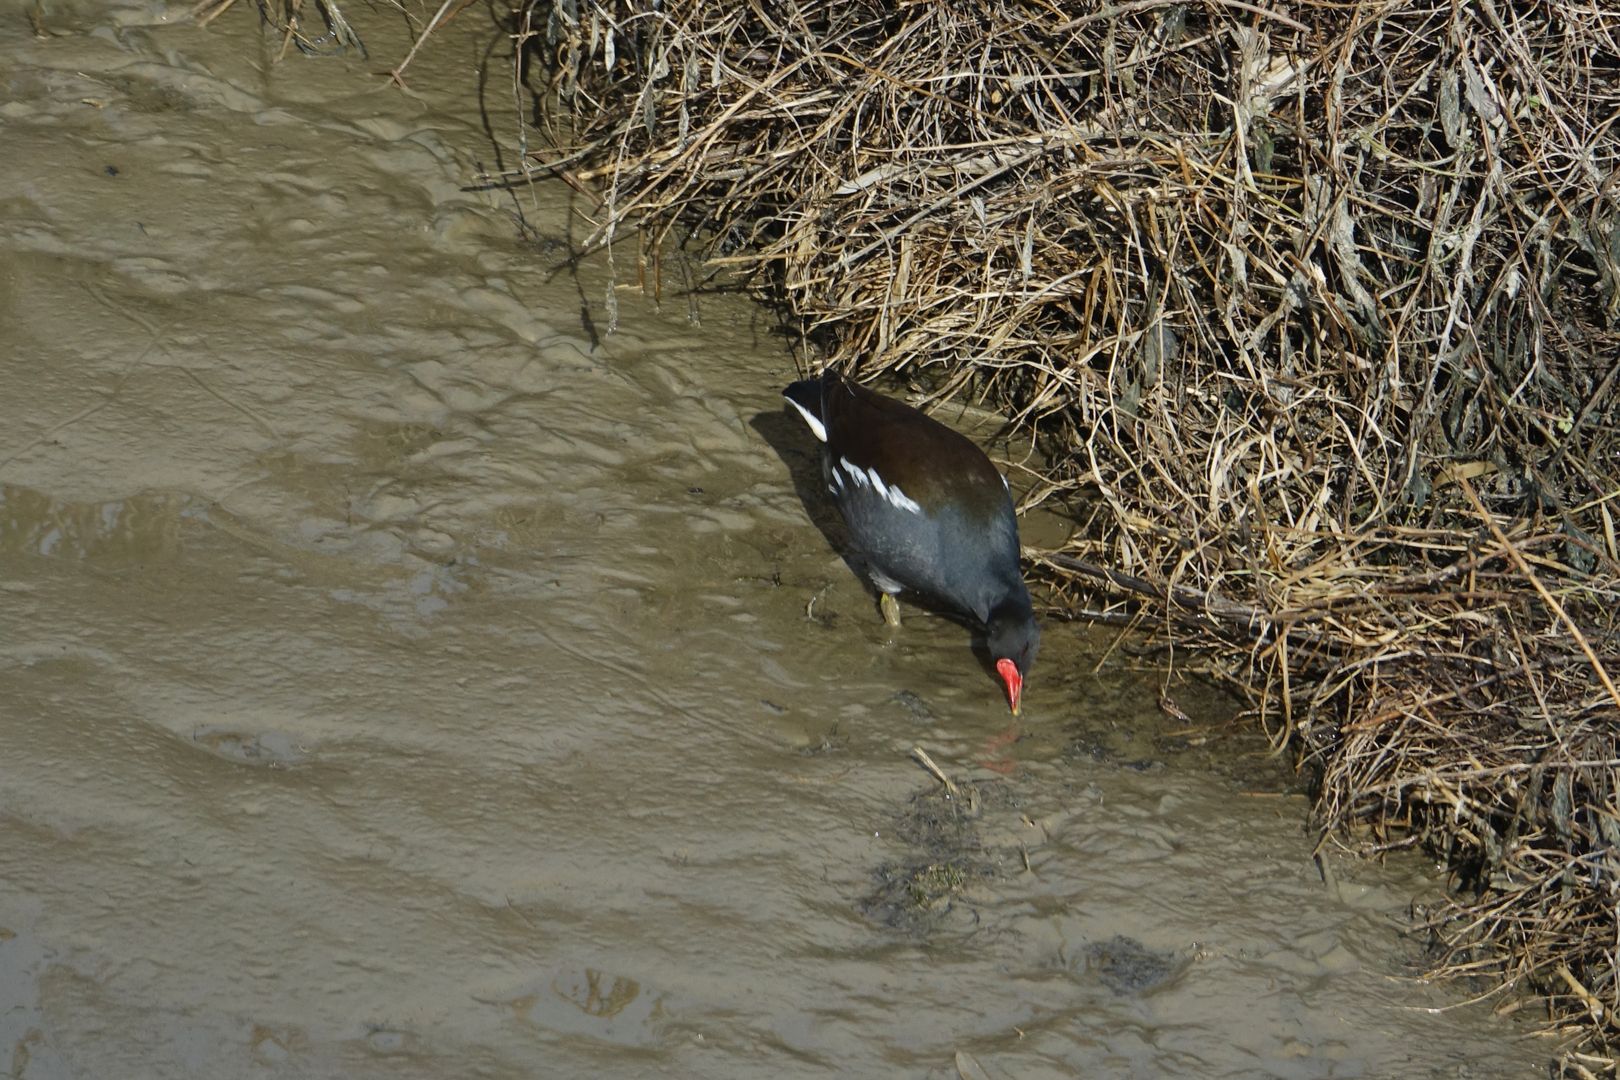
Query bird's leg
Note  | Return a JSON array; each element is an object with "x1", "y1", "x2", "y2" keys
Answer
[{"x1": 879, "y1": 592, "x2": 902, "y2": 627}]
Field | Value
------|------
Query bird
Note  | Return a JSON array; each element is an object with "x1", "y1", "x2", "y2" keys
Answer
[{"x1": 782, "y1": 370, "x2": 1040, "y2": 713}]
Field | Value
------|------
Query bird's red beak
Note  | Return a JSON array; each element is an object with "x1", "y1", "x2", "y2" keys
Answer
[{"x1": 995, "y1": 658, "x2": 1023, "y2": 715}]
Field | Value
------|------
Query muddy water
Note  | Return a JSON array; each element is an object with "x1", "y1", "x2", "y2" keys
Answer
[{"x1": 0, "y1": 5, "x2": 1547, "y2": 1078}]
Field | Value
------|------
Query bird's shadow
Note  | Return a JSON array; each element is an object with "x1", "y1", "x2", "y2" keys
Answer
[{"x1": 750, "y1": 407, "x2": 861, "y2": 584}]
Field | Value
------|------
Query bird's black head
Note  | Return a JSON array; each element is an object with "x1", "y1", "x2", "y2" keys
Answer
[{"x1": 986, "y1": 598, "x2": 1040, "y2": 714}]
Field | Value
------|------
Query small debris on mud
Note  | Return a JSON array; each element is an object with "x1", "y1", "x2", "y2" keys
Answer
[
  {"x1": 889, "y1": 690, "x2": 934, "y2": 722},
  {"x1": 1085, "y1": 935, "x2": 1186, "y2": 996}
]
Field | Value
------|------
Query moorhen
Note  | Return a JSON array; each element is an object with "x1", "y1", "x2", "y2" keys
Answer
[{"x1": 783, "y1": 371, "x2": 1040, "y2": 713}]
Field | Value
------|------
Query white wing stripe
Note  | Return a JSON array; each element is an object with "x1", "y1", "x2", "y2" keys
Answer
[
  {"x1": 836, "y1": 457, "x2": 922, "y2": 514},
  {"x1": 885, "y1": 483, "x2": 922, "y2": 513}
]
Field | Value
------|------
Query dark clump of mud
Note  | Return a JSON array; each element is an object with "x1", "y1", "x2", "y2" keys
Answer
[
  {"x1": 862, "y1": 779, "x2": 1017, "y2": 933},
  {"x1": 1085, "y1": 935, "x2": 1187, "y2": 997}
]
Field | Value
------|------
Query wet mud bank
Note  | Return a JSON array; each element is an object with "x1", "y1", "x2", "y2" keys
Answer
[{"x1": 0, "y1": 5, "x2": 1551, "y2": 1077}]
